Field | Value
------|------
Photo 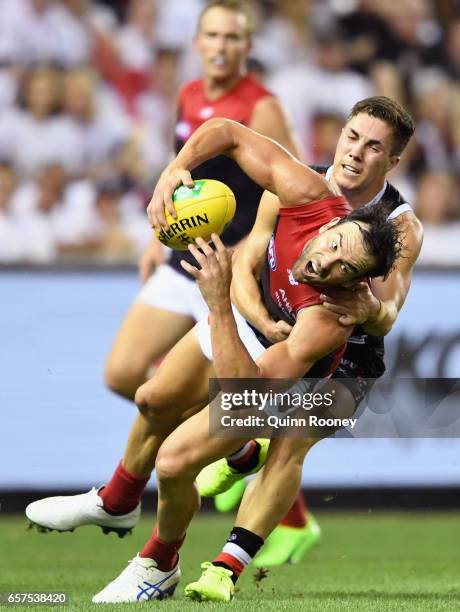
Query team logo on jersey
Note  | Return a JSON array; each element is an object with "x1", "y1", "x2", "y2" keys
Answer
[
  {"x1": 176, "y1": 121, "x2": 192, "y2": 140},
  {"x1": 287, "y1": 268, "x2": 298, "y2": 286},
  {"x1": 276, "y1": 288, "x2": 292, "y2": 314},
  {"x1": 199, "y1": 106, "x2": 214, "y2": 120},
  {"x1": 268, "y1": 235, "x2": 277, "y2": 270}
]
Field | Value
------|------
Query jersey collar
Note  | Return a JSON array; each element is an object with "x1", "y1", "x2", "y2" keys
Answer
[{"x1": 325, "y1": 165, "x2": 387, "y2": 207}]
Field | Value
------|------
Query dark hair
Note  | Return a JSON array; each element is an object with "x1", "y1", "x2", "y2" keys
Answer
[
  {"x1": 337, "y1": 201, "x2": 404, "y2": 279},
  {"x1": 347, "y1": 96, "x2": 415, "y2": 156},
  {"x1": 198, "y1": 1, "x2": 254, "y2": 38}
]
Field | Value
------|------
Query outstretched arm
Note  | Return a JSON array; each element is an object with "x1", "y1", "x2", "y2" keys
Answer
[{"x1": 148, "y1": 118, "x2": 329, "y2": 229}]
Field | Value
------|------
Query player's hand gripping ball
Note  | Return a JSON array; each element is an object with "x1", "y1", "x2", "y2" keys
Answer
[{"x1": 154, "y1": 179, "x2": 236, "y2": 250}]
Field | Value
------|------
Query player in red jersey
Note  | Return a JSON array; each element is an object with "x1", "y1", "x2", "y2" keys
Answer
[
  {"x1": 25, "y1": 0, "x2": 317, "y2": 564},
  {"x1": 105, "y1": 0, "x2": 298, "y2": 403},
  {"x1": 79, "y1": 118, "x2": 401, "y2": 603},
  {"x1": 101, "y1": 0, "x2": 318, "y2": 557}
]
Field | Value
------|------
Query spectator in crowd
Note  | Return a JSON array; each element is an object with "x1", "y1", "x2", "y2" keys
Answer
[
  {"x1": 0, "y1": 164, "x2": 27, "y2": 262},
  {"x1": 0, "y1": 68, "x2": 67, "y2": 178},
  {"x1": 9, "y1": 163, "x2": 69, "y2": 262},
  {"x1": 309, "y1": 113, "x2": 343, "y2": 166},
  {"x1": 410, "y1": 69, "x2": 460, "y2": 177},
  {"x1": 90, "y1": 179, "x2": 151, "y2": 262},
  {"x1": 134, "y1": 48, "x2": 182, "y2": 178},
  {"x1": 332, "y1": 0, "x2": 406, "y2": 102},
  {"x1": 445, "y1": 18, "x2": 460, "y2": 80},
  {"x1": 60, "y1": 68, "x2": 130, "y2": 180},
  {"x1": 116, "y1": 0, "x2": 157, "y2": 73},
  {"x1": 251, "y1": 0, "x2": 312, "y2": 72},
  {"x1": 268, "y1": 24, "x2": 373, "y2": 157},
  {"x1": 415, "y1": 170, "x2": 460, "y2": 265},
  {"x1": 0, "y1": 0, "x2": 90, "y2": 68}
]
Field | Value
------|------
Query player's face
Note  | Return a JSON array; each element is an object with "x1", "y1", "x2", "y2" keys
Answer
[
  {"x1": 292, "y1": 220, "x2": 376, "y2": 286},
  {"x1": 195, "y1": 7, "x2": 251, "y2": 81},
  {"x1": 332, "y1": 113, "x2": 399, "y2": 197}
]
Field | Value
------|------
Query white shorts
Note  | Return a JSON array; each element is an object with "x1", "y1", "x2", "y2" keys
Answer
[
  {"x1": 135, "y1": 264, "x2": 208, "y2": 321},
  {"x1": 195, "y1": 306, "x2": 266, "y2": 363}
]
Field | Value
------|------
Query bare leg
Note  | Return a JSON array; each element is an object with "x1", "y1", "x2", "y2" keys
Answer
[
  {"x1": 105, "y1": 303, "x2": 195, "y2": 400},
  {"x1": 155, "y1": 405, "x2": 250, "y2": 541},
  {"x1": 235, "y1": 437, "x2": 318, "y2": 539},
  {"x1": 122, "y1": 328, "x2": 214, "y2": 476}
]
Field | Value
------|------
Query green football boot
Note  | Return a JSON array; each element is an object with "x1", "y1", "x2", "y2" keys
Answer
[
  {"x1": 254, "y1": 512, "x2": 321, "y2": 567},
  {"x1": 197, "y1": 439, "x2": 269, "y2": 497},
  {"x1": 185, "y1": 562, "x2": 234, "y2": 602},
  {"x1": 214, "y1": 479, "x2": 247, "y2": 513}
]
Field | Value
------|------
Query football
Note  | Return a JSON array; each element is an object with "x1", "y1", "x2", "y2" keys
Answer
[{"x1": 155, "y1": 179, "x2": 236, "y2": 250}]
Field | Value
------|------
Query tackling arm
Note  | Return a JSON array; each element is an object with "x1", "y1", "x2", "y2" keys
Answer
[
  {"x1": 230, "y1": 191, "x2": 292, "y2": 342},
  {"x1": 362, "y1": 212, "x2": 423, "y2": 336},
  {"x1": 319, "y1": 211, "x2": 423, "y2": 335}
]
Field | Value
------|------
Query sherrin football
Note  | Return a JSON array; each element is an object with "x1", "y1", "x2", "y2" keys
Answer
[{"x1": 154, "y1": 179, "x2": 236, "y2": 250}]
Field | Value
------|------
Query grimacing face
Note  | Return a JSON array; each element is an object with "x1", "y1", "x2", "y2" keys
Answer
[
  {"x1": 291, "y1": 219, "x2": 376, "y2": 286},
  {"x1": 332, "y1": 113, "x2": 399, "y2": 199},
  {"x1": 195, "y1": 7, "x2": 251, "y2": 82}
]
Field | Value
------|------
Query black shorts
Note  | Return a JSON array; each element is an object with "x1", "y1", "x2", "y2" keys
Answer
[{"x1": 331, "y1": 347, "x2": 385, "y2": 407}]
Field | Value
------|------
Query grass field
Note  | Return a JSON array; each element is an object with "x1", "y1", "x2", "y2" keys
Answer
[{"x1": 1, "y1": 512, "x2": 459, "y2": 611}]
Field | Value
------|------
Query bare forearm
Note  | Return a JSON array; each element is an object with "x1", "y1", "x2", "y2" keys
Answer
[
  {"x1": 230, "y1": 273, "x2": 272, "y2": 336},
  {"x1": 174, "y1": 119, "x2": 236, "y2": 172},
  {"x1": 362, "y1": 299, "x2": 397, "y2": 336},
  {"x1": 173, "y1": 118, "x2": 299, "y2": 196},
  {"x1": 209, "y1": 304, "x2": 261, "y2": 379}
]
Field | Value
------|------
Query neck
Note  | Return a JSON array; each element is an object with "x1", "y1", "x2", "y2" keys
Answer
[
  {"x1": 329, "y1": 174, "x2": 386, "y2": 210},
  {"x1": 203, "y1": 69, "x2": 246, "y2": 100}
]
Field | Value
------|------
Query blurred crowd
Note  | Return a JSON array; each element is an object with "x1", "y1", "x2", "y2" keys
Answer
[{"x1": 0, "y1": 0, "x2": 459, "y2": 265}]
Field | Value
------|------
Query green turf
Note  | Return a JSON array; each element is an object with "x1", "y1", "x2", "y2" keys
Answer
[{"x1": 0, "y1": 512, "x2": 459, "y2": 611}]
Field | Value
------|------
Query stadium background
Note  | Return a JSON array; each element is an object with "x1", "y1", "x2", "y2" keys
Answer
[{"x1": 1, "y1": 0, "x2": 460, "y2": 506}]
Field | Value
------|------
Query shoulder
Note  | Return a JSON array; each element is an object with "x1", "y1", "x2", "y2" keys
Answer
[
  {"x1": 396, "y1": 210, "x2": 423, "y2": 246},
  {"x1": 178, "y1": 79, "x2": 202, "y2": 102},
  {"x1": 251, "y1": 95, "x2": 285, "y2": 124},
  {"x1": 241, "y1": 74, "x2": 273, "y2": 99},
  {"x1": 383, "y1": 181, "x2": 409, "y2": 206}
]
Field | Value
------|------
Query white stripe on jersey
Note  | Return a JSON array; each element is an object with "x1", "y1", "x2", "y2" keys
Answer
[
  {"x1": 324, "y1": 166, "x2": 413, "y2": 219},
  {"x1": 387, "y1": 203, "x2": 413, "y2": 219}
]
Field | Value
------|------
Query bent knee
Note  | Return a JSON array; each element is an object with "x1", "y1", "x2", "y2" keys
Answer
[
  {"x1": 134, "y1": 381, "x2": 172, "y2": 420},
  {"x1": 104, "y1": 356, "x2": 147, "y2": 400},
  {"x1": 156, "y1": 446, "x2": 194, "y2": 483}
]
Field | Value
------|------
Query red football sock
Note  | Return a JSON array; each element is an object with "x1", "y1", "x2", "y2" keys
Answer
[
  {"x1": 140, "y1": 526, "x2": 185, "y2": 571},
  {"x1": 280, "y1": 492, "x2": 308, "y2": 528},
  {"x1": 213, "y1": 552, "x2": 244, "y2": 581},
  {"x1": 98, "y1": 461, "x2": 149, "y2": 516},
  {"x1": 227, "y1": 440, "x2": 259, "y2": 472}
]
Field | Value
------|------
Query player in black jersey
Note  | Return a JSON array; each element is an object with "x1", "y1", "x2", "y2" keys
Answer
[
  {"x1": 136, "y1": 95, "x2": 423, "y2": 599},
  {"x1": 172, "y1": 96, "x2": 423, "y2": 573}
]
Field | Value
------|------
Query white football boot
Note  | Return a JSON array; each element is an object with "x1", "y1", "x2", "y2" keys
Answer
[
  {"x1": 25, "y1": 487, "x2": 140, "y2": 537},
  {"x1": 92, "y1": 554, "x2": 180, "y2": 603}
]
